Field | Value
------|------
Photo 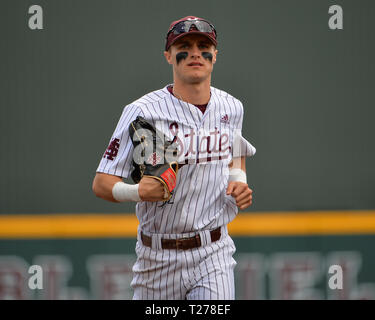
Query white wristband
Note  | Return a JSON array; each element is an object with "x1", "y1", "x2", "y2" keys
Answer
[
  {"x1": 229, "y1": 168, "x2": 247, "y2": 184},
  {"x1": 112, "y1": 182, "x2": 141, "y2": 202}
]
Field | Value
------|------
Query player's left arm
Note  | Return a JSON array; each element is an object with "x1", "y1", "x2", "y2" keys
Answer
[
  {"x1": 226, "y1": 156, "x2": 253, "y2": 210},
  {"x1": 227, "y1": 100, "x2": 256, "y2": 210}
]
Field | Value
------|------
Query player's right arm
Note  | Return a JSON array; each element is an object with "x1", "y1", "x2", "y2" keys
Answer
[{"x1": 92, "y1": 173, "x2": 166, "y2": 202}]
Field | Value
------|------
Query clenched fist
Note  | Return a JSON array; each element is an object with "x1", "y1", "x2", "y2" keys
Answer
[
  {"x1": 226, "y1": 181, "x2": 253, "y2": 210},
  {"x1": 138, "y1": 176, "x2": 168, "y2": 202}
]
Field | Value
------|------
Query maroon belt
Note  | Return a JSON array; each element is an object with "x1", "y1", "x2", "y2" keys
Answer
[{"x1": 141, "y1": 227, "x2": 221, "y2": 250}]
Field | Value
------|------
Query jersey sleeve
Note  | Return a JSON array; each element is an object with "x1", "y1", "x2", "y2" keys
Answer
[
  {"x1": 232, "y1": 101, "x2": 256, "y2": 158},
  {"x1": 96, "y1": 104, "x2": 144, "y2": 179}
]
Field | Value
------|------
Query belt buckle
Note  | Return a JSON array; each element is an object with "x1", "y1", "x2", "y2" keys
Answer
[{"x1": 175, "y1": 238, "x2": 185, "y2": 250}]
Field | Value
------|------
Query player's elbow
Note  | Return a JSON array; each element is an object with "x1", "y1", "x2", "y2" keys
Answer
[
  {"x1": 92, "y1": 173, "x2": 120, "y2": 203},
  {"x1": 92, "y1": 173, "x2": 109, "y2": 199},
  {"x1": 92, "y1": 175, "x2": 101, "y2": 198}
]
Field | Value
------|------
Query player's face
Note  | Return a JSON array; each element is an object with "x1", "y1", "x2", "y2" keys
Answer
[{"x1": 164, "y1": 34, "x2": 218, "y2": 84}]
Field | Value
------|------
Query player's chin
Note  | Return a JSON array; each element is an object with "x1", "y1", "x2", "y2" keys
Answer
[{"x1": 185, "y1": 71, "x2": 210, "y2": 84}]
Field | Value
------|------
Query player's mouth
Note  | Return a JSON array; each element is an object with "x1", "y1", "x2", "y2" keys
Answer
[{"x1": 187, "y1": 62, "x2": 204, "y2": 67}]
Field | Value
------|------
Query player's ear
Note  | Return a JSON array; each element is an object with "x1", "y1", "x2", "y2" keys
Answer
[
  {"x1": 164, "y1": 50, "x2": 173, "y2": 65},
  {"x1": 212, "y1": 49, "x2": 218, "y2": 64}
]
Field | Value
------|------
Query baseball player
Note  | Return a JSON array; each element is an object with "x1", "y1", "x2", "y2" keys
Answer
[{"x1": 92, "y1": 16, "x2": 256, "y2": 300}]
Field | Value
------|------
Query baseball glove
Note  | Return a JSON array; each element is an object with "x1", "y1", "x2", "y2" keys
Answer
[{"x1": 129, "y1": 116, "x2": 179, "y2": 201}]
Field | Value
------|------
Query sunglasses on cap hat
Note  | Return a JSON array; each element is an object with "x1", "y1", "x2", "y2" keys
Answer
[
  {"x1": 167, "y1": 19, "x2": 217, "y2": 37},
  {"x1": 165, "y1": 17, "x2": 217, "y2": 51}
]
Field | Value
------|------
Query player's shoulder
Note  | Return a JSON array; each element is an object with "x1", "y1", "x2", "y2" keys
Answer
[
  {"x1": 211, "y1": 86, "x2": 243, "y2": 106},
  {"x1": 120, "y1": 87, "x2": 170, "y2": 117},
  {"x1": 129, "y1": 87, "x2": 169, "y2": 108}
]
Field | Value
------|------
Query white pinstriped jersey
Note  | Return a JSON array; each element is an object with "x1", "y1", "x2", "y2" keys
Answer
[{"x1": 97, "y1": 84, "x2": 256, "y2": 235}]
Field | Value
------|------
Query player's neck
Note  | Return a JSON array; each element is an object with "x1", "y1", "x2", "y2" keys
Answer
[{"x1": 172, "y1": 80, "x2": 211, "y2": 105}]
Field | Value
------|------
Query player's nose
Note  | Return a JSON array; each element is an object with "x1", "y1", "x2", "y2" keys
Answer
[{"x1": 190, "y1": 43, "x2": 202, "y2": 57}]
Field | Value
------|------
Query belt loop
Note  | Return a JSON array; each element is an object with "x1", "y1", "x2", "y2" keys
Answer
[
  {"x1": 151, "y1": 233, "x2": 159, "y2": 250},
  {"x1": 157, "y1": 233, "x2": 165, "y2": 250},
  {"x1": 201, "y1": 229, "x2": 212, "y2": 246}
]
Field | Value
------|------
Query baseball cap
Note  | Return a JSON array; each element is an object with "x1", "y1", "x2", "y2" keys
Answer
[{"x1": 165, "y1": 16, "x2": 217, "y2": 51}]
